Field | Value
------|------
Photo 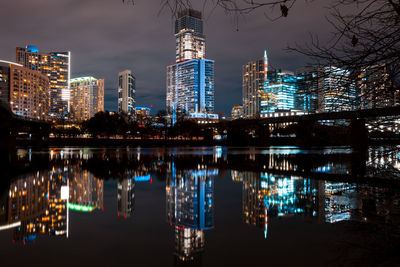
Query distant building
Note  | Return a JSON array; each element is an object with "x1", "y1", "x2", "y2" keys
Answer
[
  {"x1": 135, "y1": 106, "x2": 151, "y2": 117},
  {"x1": 16, "y1": 45, "x2": 70, "y2": 118},
  {"x1": 231, "y1": 104, "x2": 243, "y2": 120},
  {"x1": 0, "y1": 60, "x2": 50, "y2": 120},
  {"x1": 295, "y1": 66, "x2": 319, "y2": 112},
  {"x1": 135, "y1": 106, "x2": 151, "y2": 125},
  {"x1": 118, "y1": 69, "x2": 136, "y2": 116},
  {"x1": 360, "y1": 63, "x2": 399, "y2": 109},
  {"x1": 242, "y1": 51, "x2": 268, "y2": 118},
  {"x1": 167, "y1": 9, "x2": 215, "y2": 120},
  {"x1": 70, "y1": 77, "x2": 104, "y2": 122},
  {"x1": 175, "y1": 9, "x2": 205, "y2": 62},
  {"x1": 261, "y1": 69, "x2": 298, "y2": 114},
  {"x1": 318, "y1": 66, "x2": 358, "y2": 112}
]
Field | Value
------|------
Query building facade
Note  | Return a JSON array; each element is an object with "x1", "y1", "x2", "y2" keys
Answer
[
  {"x1": 359, "y1": 63, "x2": 399, "y2": 109},
  {"x1": 295, "y1": 66, "x2": 320, "y2": 112},
  {"x1": 70, "y1": 76, "x2": 105, "y2": 122},
  {"x1": 0, "y1": 60, "x2": 50, "y2": 120},
  {"x1": 166, "y1": 9, "x2": 215, "y2": 119},
  {"x1": 231, "y1": 104, "x2": 243, "y2": 120},
  {"x1": 118, "y1": 70, "x2": 135, "y2": 116},
  {"x1": 261, "y1": 69, "x2": 298, "y2": 114},
  {"x1": 16, "y1": 45, "x2": 70, "y2": 119},
  {"x1": 318, "y1": 66, "x2": 358, "y2": 112},
  {"x1": 242, "y1": 51, "x2": 268, "y2": 118},
  {"x1": 166, "y1": 59, "x2": 214, "y2": 114},
  {"x1": 175, "y1": 9, "x2": 205, "y2": 62}
]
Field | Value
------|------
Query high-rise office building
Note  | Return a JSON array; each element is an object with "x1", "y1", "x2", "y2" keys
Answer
[
  {"x1": 242, "y1": 51, "x2": 268, "y2": 118},
  {"x1": 175, "y1": 9, "x2": 205, "y2": 62},
  {"x1": 318, "y1": 66, "x2": 358, "y2": 112},
  {"x1": 118, "y1": 70, "x2": 135, "y2": 116},
  {"x1": 0, "y1": 60, "x2": 50, "y2": 120},
  {"x1": 166, "y1": 59, "x2": 214, "y2": 114},
  {"x1": 16, "y1": 45, "x2": 71, "y2": 118},
  {"x1": 295, "y1": 66, "x2": 319, "y2": 112},
  {"x1": 261, "y1": 69, "x2": 298, "y2": 114},
  {"x1": 70, "y1": 76, "x2": 104, "y2": 122},
  {"x1": 166, "y1": 9, "x2": 215, "y2": 118}
]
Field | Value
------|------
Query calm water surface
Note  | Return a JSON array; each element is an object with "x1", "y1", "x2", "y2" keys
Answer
[{"x1": 0, "y1": 146, "x2": 399, "y2": 266}]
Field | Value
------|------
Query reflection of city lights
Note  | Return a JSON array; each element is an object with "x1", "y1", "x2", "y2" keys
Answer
[
  {"x1": 0, "y1": 222, "x2": 21, "y2": 231},
  {"x1": 67, "y1": 203, "x2": 94, "y2": 212}
]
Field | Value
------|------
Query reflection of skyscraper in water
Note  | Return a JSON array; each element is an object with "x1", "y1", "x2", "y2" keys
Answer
[
  {"x1": 69, "y1": 170, "x2": 104, "y2": 209},
  {"x1": 4, "y1": 166, "x2": 104, "y2": 243},
  {"x1": 173, "y1": 226, "x2": 205, "y2": 266},
  {"x1": 118, "y1": 178, "x2": 135, "y2": 218},
  {"x1": 166, "y1": 163, "x2": 216, "y2": 265},
  {"x1": 40, "y1": 169, "x2": 69, "y2": 237},
  {"x1": 241, "y1": 172, "x2": 319, "y2": 238},
  {"x1": 7, "y1": 172, "x2": 50, "y2": 242}
]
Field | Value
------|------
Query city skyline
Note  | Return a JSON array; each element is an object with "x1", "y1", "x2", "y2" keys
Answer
[{"x1": 0, "y1": 0, "x2": 331, "y2": 115}]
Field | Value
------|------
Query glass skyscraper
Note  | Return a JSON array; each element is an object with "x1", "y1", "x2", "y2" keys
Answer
[
  {"x1": 166, "y1": 9, "x2": 215, "y2": 118},
  {"x1": 166, "y1": 59, "x2": 214, "y2": 114},
  {"x1": 261, "y1": 69, "x2": 298, "y2": 114}
]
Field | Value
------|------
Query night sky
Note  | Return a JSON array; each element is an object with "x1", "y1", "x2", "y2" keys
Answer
[{"x1": 0, "y1": 0, "x2": 331, "y2": 114}]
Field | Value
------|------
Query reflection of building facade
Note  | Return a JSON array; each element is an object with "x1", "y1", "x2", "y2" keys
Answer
[
  {"x1": 7, "y1": 173, "x2": 49, "y2": 224},
  {"x1": 2, "y1": 164, "x2": 105, "y2": 243},
  {"x1": 174, "y1": 226, "x2": 205, "y2": 265},
  {"x1": 241, "y1": 171, "x2": 320, "y2": 238},
  {"x1": 118, "y1": 178, "x2": 135, "y2": 218},
  {"x1": 166, "y1": 167, "x2": 215, "y2": 229},
  {"x1": 166, "y1": 163, "x2": 216, "y2": 264},
  {"x1": 69, "y1": 170, "x2": 104, "y2": 208},
  {"x1": 16, "y1": 45, "x2": 71, "y2": 118}
]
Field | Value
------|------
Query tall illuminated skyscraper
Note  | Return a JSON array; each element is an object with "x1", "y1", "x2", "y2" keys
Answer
[
  {"x1": 242, "y1": 51, "x2": 268, "y2": 118},
  {"x1": 70, "y1": 76, "x2": 104, "y2": 122},
  {"x1": 175, "y1": 9, "x2": 205, "y2": 62},
  {"x1": 166, "y1": 9, "x2": 215, "y2": 117},
  {"x1": 118, "y1": 69, "x2": 135, "y2": 116},
  {"x1": 16, "y1": 45, "x2": 71, "y2": 119}
]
